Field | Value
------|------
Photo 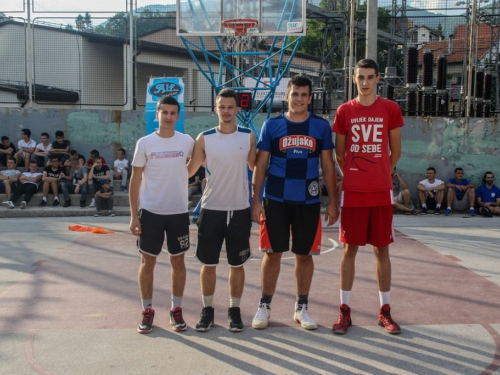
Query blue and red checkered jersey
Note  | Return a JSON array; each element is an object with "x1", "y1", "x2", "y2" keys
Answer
[{"x1": 257, "y1": 113, "x2": 334, "y2": 204}]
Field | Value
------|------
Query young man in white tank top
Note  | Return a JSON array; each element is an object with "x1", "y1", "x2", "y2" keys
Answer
[{"x1": 187, "y1": 88, "x2": 257, "y2": 332}]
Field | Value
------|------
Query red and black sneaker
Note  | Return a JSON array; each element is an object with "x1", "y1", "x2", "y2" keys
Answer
[
  {"x1": 170, "y1": 307, "x2": 187, "y2": 332},
  {"x1": 332, "y1": 304, "x2": 352, "y2": 334},
  {"x1": 137, "y1": 308, "x2": 155, "y2": 334},
  {"x1": 378, "y1": 304, "x2": 401, "y2": 334}
]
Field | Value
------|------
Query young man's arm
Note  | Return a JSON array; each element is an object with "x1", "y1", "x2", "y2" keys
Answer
[
  {"x1": 388, "y1": 127, "x2": 402, "y2": 172},
  {"x1": 251, "y1": 150, "x2": 270, "y2": 223},
  {"x1": 334, "y1": 133, "x2": 346, "y2": 172},
  {"x1": 247, "y1": 131, "x2": 257, "y2": 170},
  {"x1": 187, "y1": 134, "x2": 206, "y2": 177},
  {"x1": 434, "y1": 182, "x2": 446, "y2": 191},
  {"x1": 41, "y1": 171, "x2": 50, "y2": 182},
  {"x1": 320, "y1": 149, "x2": 339, "y2": 226},
  {"x1": 88, "y1": 165, "x2": 95, "y2": 180},
  {"x1": 129, "y1": 166, "x2": 144, "y2": 236}
]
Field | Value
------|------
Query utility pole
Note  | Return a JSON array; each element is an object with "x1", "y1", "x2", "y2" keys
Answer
[{"x1": 366, "y1": 0, "x2": 378, "y2": 59}]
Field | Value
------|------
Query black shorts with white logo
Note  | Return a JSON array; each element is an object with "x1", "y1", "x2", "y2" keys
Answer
[
  {"x1": 195, "y1": 208, "x2": 252, "y2": 267},
  {"x1": 137, "y1": 209, "x2": 190, "y2": 256}
]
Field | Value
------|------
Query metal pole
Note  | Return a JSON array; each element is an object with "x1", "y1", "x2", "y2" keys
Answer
[
  {"x1": 127, "y1": 0, "x2": 134, "y2": 110},
  {"x1": 348, "y1": 0, "x2": 355, "y2": 100},
  {"x1": 466, "y1": 0, "x2": 477, "y2": 117},
  {"x1": 26, "y1": 0, "x2": 33, "y2": 108},
  {"x1": 366, "y1": 0, "x2": 378, "y2": 59}
]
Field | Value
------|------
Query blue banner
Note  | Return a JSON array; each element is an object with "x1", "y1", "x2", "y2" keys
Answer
[{"x1": 145, "y1": 77, "x2": 185, "y2": 135}]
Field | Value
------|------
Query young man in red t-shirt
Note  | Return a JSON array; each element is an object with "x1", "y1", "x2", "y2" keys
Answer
[{"x1": 332, "y1": 58, "x2": 403, "y2": 334}]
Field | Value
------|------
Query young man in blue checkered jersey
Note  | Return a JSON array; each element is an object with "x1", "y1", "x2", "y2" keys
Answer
[{"x1": 251, "y1": 75, "x2": 339, "y2": 330}]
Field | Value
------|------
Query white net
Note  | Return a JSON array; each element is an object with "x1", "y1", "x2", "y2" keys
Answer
[{"x1": 223, "y1": 20, "x2": 257, "y2": 51}]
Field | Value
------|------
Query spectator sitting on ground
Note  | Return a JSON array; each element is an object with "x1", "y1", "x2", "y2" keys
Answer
[
  {"x1": 2, "y1": 160, "x2": 42, "y2": 209},
  {"x1": 39, "y1": 155, "x2": 65, "y2": 207},
  {"x1": 113, "y1": 148, "x2": 129, "y2": 193},
  {"x1": 49, "y1": 130, "x2": 71, "y2": 164},
  {"x1": 84, "y1": 149, "x2": 107, "y2": 169},
  {"x1": 31, "y1": 132, "x2": 52, "y2": 167},
  {"x1": 14, "y1": 128, "x2": 36, "y2": 170},
  {"x1": 0, "y1": 157, "x2": 21, "y2": 203},
  {"x1": 64, "y1": 150, "x2": 86, "y2": 174},
  {"x1": 188, "y1": 165, "x2": 203, "y2": 206},
  {"x1": 445, "y1": 167, "x2": 476, "y2": 216},
  {"x1": 392, "y1": 167, "x2": 418, "y2": 214},
  {"x1": 88, "y1": 156, "x2": 111, "y2": 208},
  {"x1": 60, "y1": 157, "x2": 88, "y2": 208},
  {"x1": 94, "y1": 178, "x2": 114, "y2": 217},
  {"x1": 0, "y1": 136, "x2": 16, "y2": 167},
  {"x1": 475, "y1": 171, "x2": 500, "y2": 217},
  {"x1": 417, "y1": 167, "x2": 445, "y2": 215}
]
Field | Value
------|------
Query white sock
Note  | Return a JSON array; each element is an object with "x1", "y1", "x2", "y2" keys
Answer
[
  {"x1": 141, "y1": 299, "x2": 152, "y2": 310},
  {"x1": 202, "y1": 295, "x2": 214, "y2": 307},
  {"x1": 422, "y1": 204, "x2": 427, "y2": 208},
  {"x1": 447, "y1": 206, "x2": 451, "y2": 210},
  {"x1": 171, "y1": 295, "x2": 182, "y2": 309},
  {"x1": 230, "y1": 296, "x2": 241, "y2": 308},
  {"x1": 436, "y1": 204, "x2": 441, "y2": 208},
  {"x1": 379, "y1": 291, "x2": 391, "y2": 306},
  {"x1": 42, "y1": 197, "x2": 47, "y2": 202},
  {"x1": 340, "y1": 289, "x2": 351, "y2": 306}
]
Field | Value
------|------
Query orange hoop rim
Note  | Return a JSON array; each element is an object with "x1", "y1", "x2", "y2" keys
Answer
[{"x1": 222, "y1": 18, "x2": 258, "y2": 36}]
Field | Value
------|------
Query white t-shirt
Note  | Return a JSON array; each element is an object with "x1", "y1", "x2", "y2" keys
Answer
[
  {"x1": 201, "y1": 127, "x2": 251, "y2": 211},
  {"x1": 36, "y1": 143, "x2": 52, "y2": 153},
  {"x1": 419, "y1": 178, "x2": 444, "y2": 190},
  {"x1": 132, "y1": 131, "x2": 194, "y2": 215},
  {"x1": 114, "y1": 158, "x2": 129, "y2": 172},
  {"x1": 18, "y1": 139, "x2": 37, "y2": 154},
  {"x1": 1, "y1": 169, "x2": 21, "y2": 179},
  {"x1": 21, "y1": 172, "x2": 42, "y2": 187}
]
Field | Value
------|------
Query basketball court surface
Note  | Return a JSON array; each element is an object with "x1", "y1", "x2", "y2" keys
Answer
[{"x1": 1, "y1": 215, "x2": 499, "y2": 374}]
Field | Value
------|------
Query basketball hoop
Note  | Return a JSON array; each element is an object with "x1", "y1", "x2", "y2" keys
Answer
[{"x1": 222, "y1": 19, "x2": 258, "y2": 50}]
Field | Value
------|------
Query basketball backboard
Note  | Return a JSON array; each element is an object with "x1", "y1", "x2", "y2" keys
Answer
[{"x1": 176, "y1": 0, "x2": 306, "y2": 36}]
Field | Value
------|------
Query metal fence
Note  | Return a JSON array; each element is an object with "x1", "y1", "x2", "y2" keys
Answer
[{"x1": 0, "y1": 0, "x2": 498, "y2": 116}]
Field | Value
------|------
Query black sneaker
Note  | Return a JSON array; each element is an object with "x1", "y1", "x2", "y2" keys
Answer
[
  {"x1": 170, "y1": 307, "x2": 187, "y2": 332},
  {"x1": 63, "y1": 199, "x2": 71, "y2": 207},
  {"x1": 196, "y1": 306, "x2": 214, "y2": 332},
  {"x1": 38, "y1": 200, "x2": 47, "y2": 207},
  {"x1": 80, "y1": 200, "x2": 86, "y2": 208},
  {"x1": 228, "y1": 307, "x2": 244, "y2": 332},
  {"x1": 434, "y1": 207, "x2": 441, "y2": 215},
  {"x1": 137, "y1": 308, "x2": 155, "y2": 334},
  {"x1": 52, "y1": 199, "x2": 60, "y2": 207},
  {"x1": 420, "y1": 207, "x2": 428, "y2": 215}
]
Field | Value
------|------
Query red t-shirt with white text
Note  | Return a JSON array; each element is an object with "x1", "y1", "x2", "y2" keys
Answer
[{"x1": 332, "y1": 96, "x2": 404, "y2": 207}]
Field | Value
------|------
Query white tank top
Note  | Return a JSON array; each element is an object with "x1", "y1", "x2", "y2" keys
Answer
[{"x1": 201, "y1": 126, "x2": 251, "y2": 211}]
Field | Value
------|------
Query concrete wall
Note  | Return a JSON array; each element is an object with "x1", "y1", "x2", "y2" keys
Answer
[{"x1": 1, "y1": 108, "x2": 499, "y2": 203}]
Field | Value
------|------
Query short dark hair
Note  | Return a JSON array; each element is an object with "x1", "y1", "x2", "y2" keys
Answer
[
  {"x1": 156, "y1": 95, "x2": 180, "y2": 112},
  {"x1": 55, "y1": 130, "x2": 64, "y2": 138},
  {"x1": 483, "y1": 171, "x2": 494, "y2": 183},
  {"x1": 287, "y1": 75, "x2": 312, "y2": 96},
  {"x1": 117, "y1": 148, "x2": 126, "y2": 156},
  {"x1": 94, "y1": 156, "x2": 102, "y2": 162},
  {"x1": 216, "y1": 88, "x2": 238, "y2": 104},
  {"x1": 427, "y1": 167, "x2": 436, "y2": 173},
  {"x1": 90, "y1": 150, "x2": 100, "y2": 157},
  {"x1": 21, "y1": 128, "x2": 31, "y2": 137},
  {"x1": 29, "y1": 159, "x2": 37, "y2": 165},
  {"x1": 355, "y1": 59, "x2": 380, "y2": 76},
  {"x1": 454, "y1": 167, "x2": 464, "y2": 173},
  {"x1": 50, "y1": 155, "x2": 60, "y2": 161},
  {"x1": 7, "y1": 157, "x2": 16, "y2": 163},
  {"x1": 41, "y1": 132, "x2": 49, "y2": 138},
  {"x1": 69, "y1": 157, "x2": 79, "y2": 164},
  {"x1": 70, "y1": 150, "x2": 78, "y2": 156},
  {"x1": 1, "y1": 136, "x2": 9, "y2": 142}
]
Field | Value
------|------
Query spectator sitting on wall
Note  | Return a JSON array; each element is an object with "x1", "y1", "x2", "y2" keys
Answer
[
  {"x1": 392, "y1": 167, "x2": 418, "y2": 214},
  {"x1": 60, "y1": 157, "x2": 88, "y2": 208},
  {"x1": 2, "y1": 160, "x2": 42, "y2": 209},
  {"x1": 84, "y1": 149, "x2": 107, "y2": 169},
  {"x1": 94, "y1": 178, "x2": 114, "y2": 217},
  {"x1": 39, "y1": 155, "x2": 65, "y2": 207},
  {"x1": 64, "y1": 150, "x2": 86, "y2": 174},
  {"x1": 0, "y1": 136, "x2": 16, "y2": 167},
  {"x1": 444, "y1": 167, "x2": 475, "y2": 216},
  {"x1": 31, "y1": 132, "x2": 52, "y2": 167},
  {"x1": 113, "y1": 148, "x2": 129, "y2": 193},
  {"x1": 49, "y1": 130, "x2": 71, "y2": 164},
  {"x1": 0, "y1": 157, "x2": 21, "y2": 203},
  {"x1": 88, "y1": 156, "x2": 111, "y2": 208},
  {"x1": 475, "y1": 171, "x2": 500, "y2": 217},
  {"x1": 417, "y1": 167, "x2": 445, "y2": 215},
  {"x1": 14, "y1": 128, "x2": 36, "y2": 170}
]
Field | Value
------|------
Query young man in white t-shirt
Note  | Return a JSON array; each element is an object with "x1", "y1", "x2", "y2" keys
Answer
[
  {"x1": 0, "y1": 157, "x2": 21, "y2": 202},
  {"x1": 31, "y1": 132, "x2": 52, "y2": 167},
  {"x1": 417, "y1": 167, "x2": 445, "y2": 215},
  {"x1": 14, "y1": 128, "x2": 37, "y2": 170},
  {"x1": 113, "y1": 148, "x2": 129, "y2": 193},
  {"x1": 130, "y1": 96, "x2": 194, "y2": 335},
  {"x1": 2, "y1": 160, "x2": 42, "y2": 209}
]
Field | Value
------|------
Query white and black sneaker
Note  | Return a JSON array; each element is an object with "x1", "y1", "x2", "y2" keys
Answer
[
  {"x1": 2, "y1": 201, "x2": 14, "y2": 209},
  {"x1": 294, "y1": 302, "x2": 318, "y2": 330},
  {"x1": 252, "y1": 302, "x2": 271, "y2": 329},
  {"x1": 20, "y1": 201, "x2": 27, "y2": 209}
]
